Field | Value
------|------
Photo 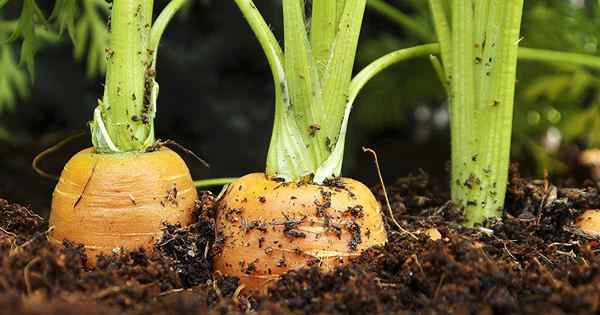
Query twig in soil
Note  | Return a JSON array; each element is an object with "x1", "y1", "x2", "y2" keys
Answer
[
  {"x1": 556, "y1": 250, "x2": 577, "y2": 260},
  {"x1": 433, "y1": 201, "x2": 452, "y2": 216},
  {"x1": 477, "y1": 227, "x2": 494, "y2": 236},
  {"x1": 503, "y1": 241, "x2": 518, "y2": 263},
  {"x1": 216, "y1": 184, "x2": 230, "y2": 202},
  {"x1": 211, "y1": 278, "x2": 222, "y2": 299},
  {"x1": 204, "y1": 241, "x2": 210, "y2": 259},
  {"x1": 474, "y1": 243, "x2": 492, "y2": 263},
  {"x1": 533, "y1": 257, "x2": 561, "y2": 289},
  {"x1": 536, "y1": 169, "x2": 551, "y2": 225},
  {"x1": 538, "y1": 254, "x2": 553, "y2": 266},
  {"x1": 411, "y1": 254, "x2": 426, "y2": 277},
  {"x1": 157, "y1": 288, "x2": 185, "y2": 298},
  {"x1": 547, "y1": 241, "x2": 579, "y2": 248},
  {"x1": 22, "y1": 206, "x2": 44, "y2": 222},
  {"x1": 362, "y1": 147, "x2": 418, "y2": 240},
  {"x1": 374, "y1": 277, "x2": 400, "y2": 288},
  {"x1": 0, "y1": 227, "x2": 16, "y2": 238},
  {"x1": 92, "y1": 282, "x2": 157, "y2": 299},
  {"x1": 24, "y1": 257, "x2": 41, "y2": 294},
  {"x1": 32, "y1": 131, "x2": 87, "y2": 181},
  {"x1": 433, "y1": 273, "x2": 446, "y2": 300},
  {"x1": 0, "y1": 227, "x2": 17, "y2": 250},
  {"x1": 232, "y1": 284, "x2": 245, "y2": 303},
  {"x1": 12, "y1": 227, "x2": 54, "y2": 255}
]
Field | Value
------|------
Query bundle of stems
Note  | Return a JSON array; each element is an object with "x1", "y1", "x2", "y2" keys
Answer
[{"x1": 427, "y1": 0, "x2": 524, "y2": 225}]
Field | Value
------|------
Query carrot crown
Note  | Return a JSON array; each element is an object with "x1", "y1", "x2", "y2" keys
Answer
[
  {"x1": 235, "y1": 0, "x2": 427, "y2": 183},
  {"x1": 91, "y1": 0, "x2": 187, "y2": 153}
]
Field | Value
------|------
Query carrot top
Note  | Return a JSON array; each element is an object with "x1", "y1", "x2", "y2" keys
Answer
[{"x1": 91, "y1": 0, "x2": 187, "y2": 153}]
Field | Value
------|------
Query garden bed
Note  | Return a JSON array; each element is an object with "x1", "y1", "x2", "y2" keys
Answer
[{"x1": 1, "y1": 164, "x2": 600, "y2": 314}]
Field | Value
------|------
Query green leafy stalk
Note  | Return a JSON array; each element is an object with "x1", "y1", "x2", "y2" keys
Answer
[
  {"x1": 282, "y1": 0, "x2": 323, "y2": 169},
  {"x1": 518, "y1": 47, "x2": 600, "y2": 69},
  {"x1": 310, "y1": 0, "x2": 336, "y2": 76},
  {"x1": 430, "y1": 0, "x2": 524, "y2": 225},
  {"x1": 91, "y1": 0, "x2": 187, "y2": 153},
  {"x1": 235, "y1": 0, "x2": 367, "y2": 182},
  {"x1": 235, "y1": 0, "x2": 440, "y2": 183},
  {"x1": 317, "y1": 0, "x2": 367, "y2": 170},
  {"x1": 232, "y1": 0, "x2": 314, "y2": 180},
  {"x1": 91, "y1": 0, "x2": 154, "y2": 153},
  {"x1": 428, "y1": 0, "x2": 451, "y2": 88},
  {"x1": 149, "y1": 0, "x2": 188, "y2": 68}
]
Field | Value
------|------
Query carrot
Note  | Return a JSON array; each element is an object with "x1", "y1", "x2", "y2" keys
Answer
[
  {"x1": 215, "y1": 173, "x2": 386, "y2": 291},
  {"x1": 49, "y1": 147, "x2": 197, "y2": 264},
  {"x1": 46, "y1": 0, "x2": 191, "y2": 263},
  {"x1": 219, "y1": 0, "x2": 446, "y2": 290}
]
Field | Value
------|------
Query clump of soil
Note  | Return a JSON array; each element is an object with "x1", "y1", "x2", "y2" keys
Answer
[
  {"x1": 2, "y1": 165, "x2": 600, "y2": 314},
  {"x1": 156, "y1": 192, "x2": 217, "y2": 288},
  {"x1": 0, "y1": 192, "x2": 240, "y2": 314}
]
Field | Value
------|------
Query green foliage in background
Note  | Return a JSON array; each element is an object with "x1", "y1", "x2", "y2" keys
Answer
[
  {"x1": 0, "y1": 0, "x2": 109, "y2": 115},
  {"x1": 0, "y1": 29, "x2": 28, "y2": 113},
  {"x1": 515, "y1": 0, "x2": 600, "y2": 173}
]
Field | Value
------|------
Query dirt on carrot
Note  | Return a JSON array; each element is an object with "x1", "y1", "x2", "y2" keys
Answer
[{"x1": 2, "y1": 165, "x2": 600, "y2": 314}]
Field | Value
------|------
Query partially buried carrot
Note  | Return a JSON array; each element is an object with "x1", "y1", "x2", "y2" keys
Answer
[
  {"x1": 46, "y1": 0, "x2": 193, "y2": 263},
  {"x1": 49, "y1": 148, "x2": 197, "y2": 264},
  {"x1": 218, "y1": 0, "x2": 404, "y2": 291},
  {"x1": 215, "y1": 173, "x2": 386, "y2": 290}
]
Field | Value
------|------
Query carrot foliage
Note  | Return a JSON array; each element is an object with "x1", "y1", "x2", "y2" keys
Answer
[{"x1": 234, "y1": 0, "x2": 438, "y2": 183}]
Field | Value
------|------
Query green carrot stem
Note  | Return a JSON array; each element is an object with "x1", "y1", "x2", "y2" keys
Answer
[{"x1": 92, "y1": 0, "x2": 155, "y2": 153}]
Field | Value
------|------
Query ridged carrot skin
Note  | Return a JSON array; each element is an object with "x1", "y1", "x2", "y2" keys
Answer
[
  {"x1": 214, "y1": 173, "x2": 387, "y2": 291},
  {"x1": 49, "y1": 147, "x2": 197, "y2": 264}
]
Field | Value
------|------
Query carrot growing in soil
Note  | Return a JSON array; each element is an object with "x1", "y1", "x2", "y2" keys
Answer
[
  {"x1": 218, "y1": 0, "x2": 440, "y2": 291},
  {"x1": 49, "y1": 0, "x2": 195, "y2": 264}
]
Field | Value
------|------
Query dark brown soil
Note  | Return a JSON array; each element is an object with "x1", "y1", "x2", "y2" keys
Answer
[{"x1": 2, "y1": 165, "x2": 600, "y2": 314}]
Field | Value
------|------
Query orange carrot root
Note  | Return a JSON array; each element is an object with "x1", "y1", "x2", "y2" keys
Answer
[
  {"x1": 49, "y1": 147, "x2": 198, "y2": 264},
  {"x1": 214, "y1": 173, "x2": 387, "y2": 291}
]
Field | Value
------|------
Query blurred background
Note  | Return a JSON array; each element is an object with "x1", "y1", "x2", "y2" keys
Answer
[{"x1": 1, "y1": 0, "x2": 599, "y2": 215}]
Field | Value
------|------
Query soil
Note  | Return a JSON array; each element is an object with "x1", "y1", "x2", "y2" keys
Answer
[{"x1": 2, "y1": 164, "x2": 600, "y2": 314}]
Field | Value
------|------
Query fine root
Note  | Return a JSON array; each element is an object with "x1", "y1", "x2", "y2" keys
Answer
[
  {"x1": 32, "y1": 131, "x2": 87, "y2": 181},
  {"x1": 362, "y1": 147, "x2": 418, "y2": 240}
]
